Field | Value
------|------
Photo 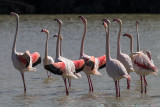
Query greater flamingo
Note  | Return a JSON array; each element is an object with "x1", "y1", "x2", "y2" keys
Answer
[
  {"x1": 44, "y1": 18, "x2": 84, "y2": 95},
  {"x1": 102, "y1": 19, "x2": 131, "y2": 97},
  {"x1": 53, "y1": 34, "x2": 82, "y2": 87},
  {"x1": 113, "y1": 19, "x2": 134, "y2": 89},
  {"x1": 54, "y1": 18, "x2": 83, "y2": 86},
  {"x1": 123, "y1": 33, "x2": 158, "y2": 94},
  {"x1": 41, "y1": 29, "x2": 54, "y2": 77},
  {"x1": 11, "y1": 12, "x2": 41, "y2": 92},
  {"x1": 79, "y1": 16, "x2": 106, "y2": 92},
  {"x1": 136, "y1": 21, "x2": 153, "y2": 64}
]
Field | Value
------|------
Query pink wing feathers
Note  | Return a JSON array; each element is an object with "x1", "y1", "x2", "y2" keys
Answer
[
  {"x1": 72, "y1": 59, "x2": 85, "y2": 73},
  {"x1": 97, "y1": 55, "x2": 106, "y2": 69},
  {"x1": 44, "y1": 62, "x2": 66, "y2": 75},
  {"x1": 133, "y1": 53, "x2": 157, "y2": 71},
  {"x1": 31, "y1": 52, "x2": 41, "y2": 67}
]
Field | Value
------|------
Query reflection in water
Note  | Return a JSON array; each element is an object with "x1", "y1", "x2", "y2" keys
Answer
[{"x1": 0, "y1": 14, "x2": 160, "y2": 106}]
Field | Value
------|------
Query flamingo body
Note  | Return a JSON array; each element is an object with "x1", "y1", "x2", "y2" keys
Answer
[
  {"x1": 106, "y1": 58, "x2": 131, "y2": 81},
  {"x1": 131, "y1": 52, "x2": 158, "y2": 76},
  {"x1": 117, "y1": 53, "x2": 134, "y2": 74},
  {"x1": 97, "y1": 55, "x2": 106, "y2": 69},
  {"x1": 11, "y1": 12, "x2": 41, "y2": 92}
]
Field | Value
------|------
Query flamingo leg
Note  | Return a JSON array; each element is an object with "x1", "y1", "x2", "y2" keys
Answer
[
  {"x1": 118, "y1": 80, "x2": 120, "y2": 97},
  {"x1": 127, "y1": 79, "x2": 130, "y2": 89},
  {"x1": 69, "y1": 79, "x2": 71, "y2": 87},
  {"x1": 140, "y1": 76, "x2": 143, "y2": 94},
  {"x1": 49, "y1": 71, "x2": 51, "y2": 77},
  {"x1": 64, "y1": 79, "x2": 69, "y2": 96},
  {"x1": 143, "y1": 76, "x2": 147, "y2": 94},
  {"x1": 46, "y1": 70, "x2": 49, "y2": 77},
  {"x1": 87, "y1": 76, "x2": 91, "y2": 92},
  {"x1": 115, "y1": 81, "x2": 118, "y2": 97},
  {"x1": 89, "y1": 76, "x2": 94, "y2": 92},
  {"x1": 143, "y1": 76, "x2": 148, "y2": 86},
  {"x1": 68, "y1": 79, "x2": 71, "y2": 87},
  {"x1": 21, "y1": 73, "x2": 26, "y2": 92}
]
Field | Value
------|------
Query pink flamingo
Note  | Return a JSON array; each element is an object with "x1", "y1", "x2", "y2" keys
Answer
[
  {"x1": 113, "y1": 19, "x2": 134, "y2": 89},
  {"x1": 11, "y1": 12, "x2": 41, "y2": 92},
  {"x1": 102, "y1": 19, "x2": 131, "y2": 97},
  {"x1": 79, "y1": 16, "x2": 106, "y2": 92},
  {"x1": 136, "y1": 21, "x2": 153, "y2": 65},
  {"x1": 41, "y1": 29, "x2": 54, "y2": 77},
  {"x1": 54, "y1": 18, "x2": 83, "y2": 86},
  {"x1": 53, "y1": 34, "x2": 82, "y2": 87},
  {"x1": 44, "y1": 18, "x2": 84, "y2": 95},
  {"x1": 123, "y1": 33, "x2": 158, "y2": 94}
]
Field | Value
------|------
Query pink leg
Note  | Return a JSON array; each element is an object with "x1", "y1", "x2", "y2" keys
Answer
[
  {"x1": 49, "y1": 71, "x2": 51, "y2": 77},
  {"x1": 68, "y1": 79, "x2": 71, "y2": 87},
  {"x1": 143, "y1": 76, "x2": 148, "y2": 86},
  {"x1": 115, "y1": 81, "x2": 118, "y2": 97},
  {"x1": 118, "y1": 80, "x2": 120, "y2": 97},
  {"x1": 143, "y1": 76, "x2": 147, "y2": 94},
  {"x1": 87, "y1": 76, "x2": 91, "y2": 92},
  {"x1": 46, "y1": 71, "x2": 49, "y2": 77},
  {"x1": 21, "y1": 73, "x2": 26, "y2": 92},
  {"x1": 140, "y1": 76, "x2": 143, "y2": 94},
  {"x1": 64, "y1": 79, "x2": 69, "y2": 96},
  {"x1": 89, "y1": 76, "x2": 94, "y2": 92},
  {"x1": 127, "y1": 79, "x2": 130, "y2": 89}
]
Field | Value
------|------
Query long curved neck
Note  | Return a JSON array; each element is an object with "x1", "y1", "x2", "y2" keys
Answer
[
  {"x1": 117, "y1": 22, "x2": 122, "y2": 55},
  {"x1": 106, "y1": 24, "x2": 111, "y2": 60},
  {"x1": 130, "y1": 37, "x2": 133, "y2": 54},
  {"x1": 12, "y1": 15, "x2": 19, "y2": 53},
  {"x1": 60, "y1": 38, "x2": 63, "y2": 56},
  {"x1": 80, "y1": 21, "x2": 87, "y2": 58},
  {"x1": 45, "y1": 33, "x2": 49, "y2": 58},
  {"x1": 136, "y1": 24, "x2": 140, "y2": 52},
  {"x1": 56, "y1": 24, "x2": 61, "y2": 59}
]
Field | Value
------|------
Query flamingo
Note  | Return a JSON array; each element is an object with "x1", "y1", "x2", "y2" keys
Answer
[
  {"x1": 11, "y1": 12, "x2": 41, "y2": 92},
  {"x1": 41, "y1": 29, "x2": 54, "y2": 77},
  {"x1": 54, "y1": 18, "x2": 83, "y2": 86},
  {"x1": 53, "y1": 34, "x2": 82, "y2": 87},
  {"x1": 79, "y1": 16, "x2": 106, "y2": 92},
  {"x1": 102, "y1": 19, "x2": 131, "y2": 97},
  {"x1": 44, "y1": 18, "x2": 84, "y2": 95},
  {"x1": 123, "y1": 33, "x2": 158, "y2": 94},
  {"x1": 136, "y1": 21, "x2": 154, "y2": 65},
  {"x1": 113, "y1": 19, "x2": 134, "y2": 89}
]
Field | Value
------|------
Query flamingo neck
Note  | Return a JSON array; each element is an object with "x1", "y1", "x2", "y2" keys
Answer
[
  {"x1": 45, "y1": 33, "x2": 49, "y2": 58},
  {"x1": 60, "y1": 38, "x2": 63, "y2": 56},
  {"x1": 12, "y1": 15, "x2": 19, "y2": 53},
  {"x1": 80, "y1": 22, "x2": 87, "y2": 59},
  {"x1": 136, "y1": 24, "x2": 140, "y2": 52},
  {"x1": 106, "y1": 24, "x2": 111, "y2": 60},
  {"x1": 130, "y1": 36, "x2": 133, "y2": 54},
  {"x1": 56, "y1": 24, "x2": 61, "y2": 59},
  {"x1": 117, "y1": 22, "x2": 122, "y2": 55}
]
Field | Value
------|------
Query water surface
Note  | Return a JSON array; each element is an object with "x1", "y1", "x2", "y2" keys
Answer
[{"x1": 0, "y1": 14, "x2": 160, "y2": 107}]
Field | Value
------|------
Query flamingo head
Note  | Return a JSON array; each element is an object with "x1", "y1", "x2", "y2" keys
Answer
[
  {"x1": 79, "y1": 16, "x2": 87, "y2": 23},
  {"x1": 41, "y1": 29, "x2": 49, "y2": 34},
  {"x1": 54, "y1": 18, "x2": 62, "y2": 25},
  {"x1": 10, "y1": 12, "x2": 19, "y2": 18},
  {"x1": 102, "y1": 21, "x2": 108, "y2": 29},
  {"x1": 136, "y1": 20, "x2": 139, "y2": 25},
  {"x1": 113, "y1": 18, "x2": 122, "y2": 24},
  {"x1": 53, "y1": 34, "x2": 63, "y2": 40},
  {"x1": 102, "y1": 18, "x2": 111, "y2": 26},
  {"x1": 123, "y1": 33, "x2": 133, "y2": 39}
]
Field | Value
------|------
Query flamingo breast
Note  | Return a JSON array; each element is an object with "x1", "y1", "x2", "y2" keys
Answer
[{"x1": 106, "y1": 59, "x2": 129, "y2": 81}]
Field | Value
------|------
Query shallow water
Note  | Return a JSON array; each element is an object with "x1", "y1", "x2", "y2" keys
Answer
[{"x1": 0, "y1": 14, "x2": 160, "y2": 106}]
